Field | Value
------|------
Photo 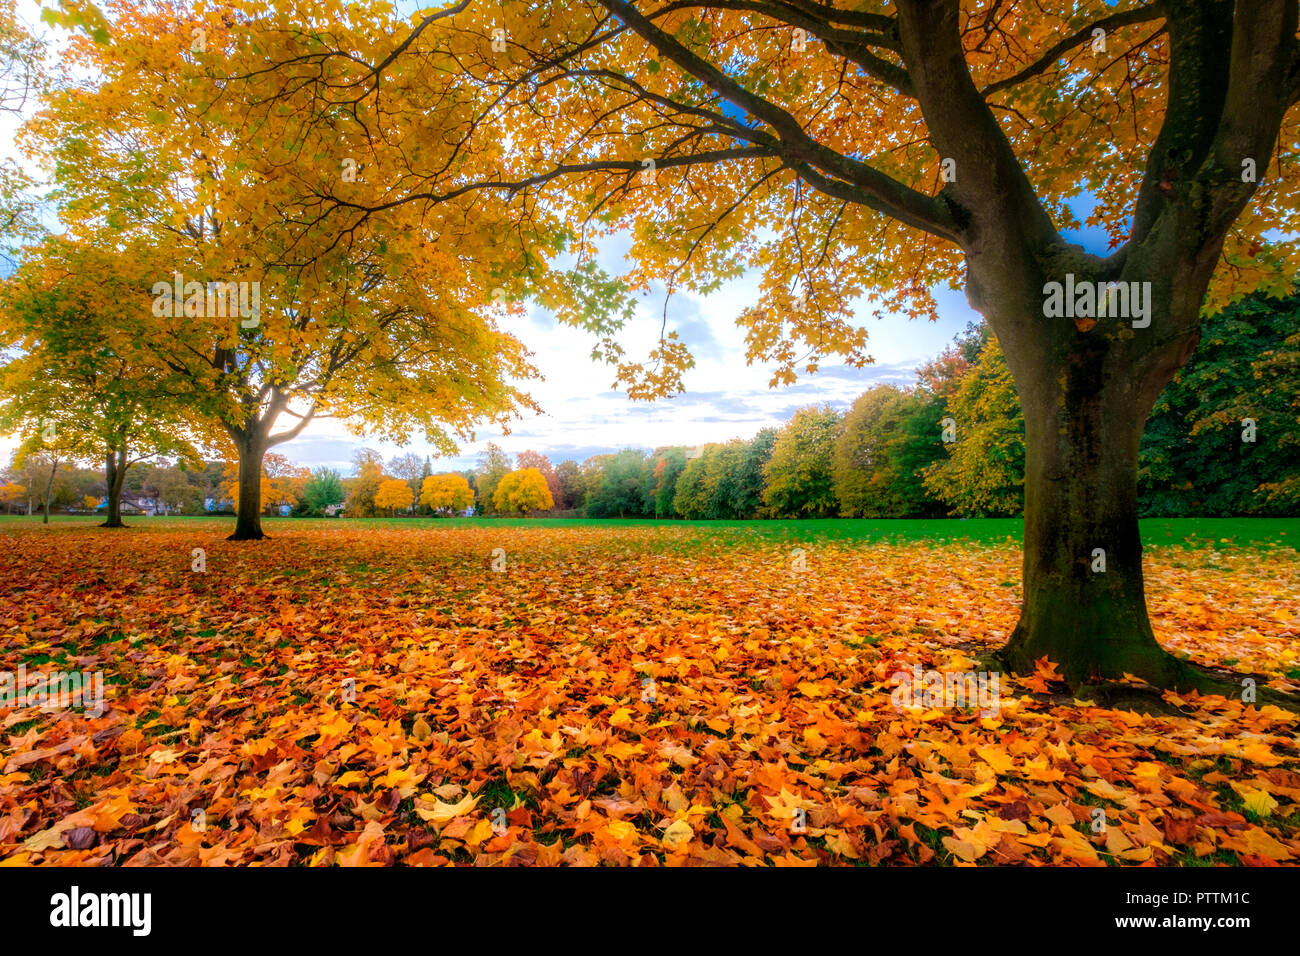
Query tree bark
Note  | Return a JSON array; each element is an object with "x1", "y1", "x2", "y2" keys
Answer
[
  {"x1": 228, "y1": 432, "x2": 268, "y2": 541},
  {"x1": 101, "y1": 444, "x2": 129, "y2": 528},
  {"x1": 981, "y1": 257, "x2": 1221, "y2": 693},
  {"x1": 41, "y1": 457, "x2": 57, "y2": 525},
  {"x1": 1000, "y1": 341, "x2": 1192, "y2": 688}
]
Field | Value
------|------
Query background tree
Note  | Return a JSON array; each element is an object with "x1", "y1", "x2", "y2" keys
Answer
[
  {"x1": 420, "y1": 472, "x2": 475, "y2": 515},
  {"x1": 141, "y1": 462, "x2": 202, "y2": 514},
  {"x1": 586, "y1": 448, "x2": 652, "y2": 517},
  {"x1": 0, "y1": 0, "x2": 44, "y2": 261},
  {"x1": 375, "y1": 478, "x2": 415, "y2": 516},
  {"x1": 493, "y1": 467, "x2": 555, "y2": 515},
  {"x1": 734, "y1": 429, "x2": 778, "y2": 519},
  {"x1": 554, "y1": 459, "x2": 586, "y2": 513},
  {"x1": 922, "y1": 339, "x2": 1025, "y2": 517},
  {"x1": 345, "y1": 453, "x2": 386, "y2": 518},
  {"x1": 0, "y1": 479, "x2": 25, "y2": 513},
  {"x1": 24, "y1": 0, "x2": 541, "y2": 540},
  {"x1": 834, "y1": 386, "x2": 928, "y2": 517},
  {"x1": 650, "y1": 446, "x2": 687, "y2": 518},
  {"x1": 1139, "y1": 291, "x2": 1300, "y2": 515},
  {"x1": 387, "y1": 452, "x2": 426, "y2": 502},
  {"x1": 0, "y1": 237, "x2": 202, "y2": 527},
  {"x1": 763, "y1": 406, "x2": 841, "y2": 518},
  {"x1": 264, "y1": 453, "x2": 309, "y2": 515},
  {"x1": 301, "y1": 467, "x2": 346, "y2": 516},
  {"x1": 474, "y1": 443, "x2": 512, "y2": 516},
  {"x1": 516, "y1": 449, "x2": 563, "y2": 511}
]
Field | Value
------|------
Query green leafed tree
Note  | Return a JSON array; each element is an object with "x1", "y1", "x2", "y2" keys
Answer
[
  {"x1": 1139, "y1": 291, "x2": 1300, "y2": 515},
  {"x1": 0, "y1": 236, "x2": 202, "y2": 527},
  {"x1": 922, "y1": 338, "x2": 1026, "y2": 517},
  {"x1": 302, "y1": 467, "x2": 346, "y2": 516},
  {"x1": 762, "y1": 406, "x2": 841, "y2": 518},
  {"x1": 834, "y1": 385, "x2": 944, "y2": 517}
]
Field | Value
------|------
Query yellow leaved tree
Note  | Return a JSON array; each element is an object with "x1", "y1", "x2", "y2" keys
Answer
[
  {"x1": 264, "y1": 0, "x2": 1300, "y2": 694},
  {"x1": 419, "y1": 473, "x2": 474, "y2": 515},
  {"x1": 493, "y1": 468, "x2": 554, "y2": 516}
]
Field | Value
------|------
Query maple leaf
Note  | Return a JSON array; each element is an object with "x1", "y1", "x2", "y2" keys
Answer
[
  {"x1": 661, "y1": 819, "x2": 694, "y2": 850},
  {"x1": 414, "y1": 794, "x2": 480, "y2": 827}
]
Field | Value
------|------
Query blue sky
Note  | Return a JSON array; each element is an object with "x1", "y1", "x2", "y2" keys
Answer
[{"x1": 278, "y1": 278, "x2": 983, "y2": 473}]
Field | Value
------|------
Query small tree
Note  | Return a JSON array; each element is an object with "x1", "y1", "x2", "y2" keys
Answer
[
  {"x1": 493, "y1": 468, "x2": 554, "y2": 516},
  {"x1": 375, "y1": 478, "x2": 415, "y2": 516},
  {"x1": 345, "y1": 453, "x2": 386, "y2": 517},
  {"x1": 302, "y1": 467, "x2": 346, "y2": 516},
  {"x1": 419, "y1": 473, "x2": 474, "y2": 515},
  {"x1": 922, "y1": 338, "x2": 1026, "y2": 517},
  {"x1": 0, "y1": 481, "x2": 23, "y2": 514},
  {"x1": 474, "y1": 443, "x2": 512, "y2": 516},
  {"x1": 763, "y1": 406, "x2": 841, "y2": 518}
]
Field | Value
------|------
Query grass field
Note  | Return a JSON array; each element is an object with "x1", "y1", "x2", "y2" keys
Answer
[
  {"x1": 4, "y1": 513, "x2": 1297, "y2": 547},
  {"x1": 1, "y1": 517, "x2": 1297, "y2": 866}
]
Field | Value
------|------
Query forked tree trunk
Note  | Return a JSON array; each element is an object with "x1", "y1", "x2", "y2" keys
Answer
[
  {"x1": 229, "y1": 433, "x2": 268, "y2": 541},
  {"x1": 102, "y1": 444, "x2": 129, "y2": 528}
]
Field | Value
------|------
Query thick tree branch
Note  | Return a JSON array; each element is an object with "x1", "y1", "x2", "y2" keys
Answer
[
  {"x1": 594, "y1": 0, "x2": 955, "y2": 240},
  {"x1": 1129, "y1": 0, "x2": 1234, "y2": 245},
  {"x1": 893, "y1": 0, "x2": 1057, "y2": 249},
  {"x1": 1201, "y1": 0, "x2": 1299, "y2": 239}
]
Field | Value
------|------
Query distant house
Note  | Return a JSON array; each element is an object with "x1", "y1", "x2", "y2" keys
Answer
[{"x1": 323, "y1": 504, "x2": 344, "y2": 517}]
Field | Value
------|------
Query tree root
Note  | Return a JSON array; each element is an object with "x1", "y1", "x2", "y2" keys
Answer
[{"x1": 982, "y1": 648, "x2": 1300, "y2": 715}]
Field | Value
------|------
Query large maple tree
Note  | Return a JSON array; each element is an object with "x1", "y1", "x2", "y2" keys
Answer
[
  {"x1": 21, "y1": 0, "x2": 545, "y2": 539},
  {"x1": 272, "y1": 0, "x2": 1299, "y2": 693}
]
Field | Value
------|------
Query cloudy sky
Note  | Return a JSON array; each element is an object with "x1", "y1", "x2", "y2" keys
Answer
[{"x1": 272, "y1": 277, "x2": 982, "y2": 474}]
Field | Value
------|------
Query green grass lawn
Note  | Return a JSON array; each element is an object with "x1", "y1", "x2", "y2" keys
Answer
[{"x1": 2, "y1": 513, "x2": 1295, "y2": 549}]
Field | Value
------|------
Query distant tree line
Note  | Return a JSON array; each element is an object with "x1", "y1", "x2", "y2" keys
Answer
[{"x1": 535, "y1": 291, "x2": 1299, "y2": 520}]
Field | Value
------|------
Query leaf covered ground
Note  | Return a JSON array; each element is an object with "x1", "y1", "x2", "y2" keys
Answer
[{"x1": 1, "y1": 519, "x2": 1298, "y2": 866}]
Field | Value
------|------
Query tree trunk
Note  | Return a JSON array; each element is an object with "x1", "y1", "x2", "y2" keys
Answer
[
  {"x1": 41, "y1": 458, "x2": 57, "y2": 525},
  {"x1": 987, "y1": 267, "x2": 1218, "y2": 694},
  {"x1": 229, "y1": 434, "x2": 268, "y2": 541},
  {"x1": 1002, "y1": 369, "x2": 1173, "y2": 686},
  {"x1": 101, "y1": 445, "x2": 129, "y2": 528}
]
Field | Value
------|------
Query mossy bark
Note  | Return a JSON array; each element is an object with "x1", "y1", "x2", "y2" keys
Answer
[
  {"x1": 100, "y1": 445, "x2": 128, "y2": 528},
  {"x1": 228, "y1": 433, "x2": 267, "y2": 541}
]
